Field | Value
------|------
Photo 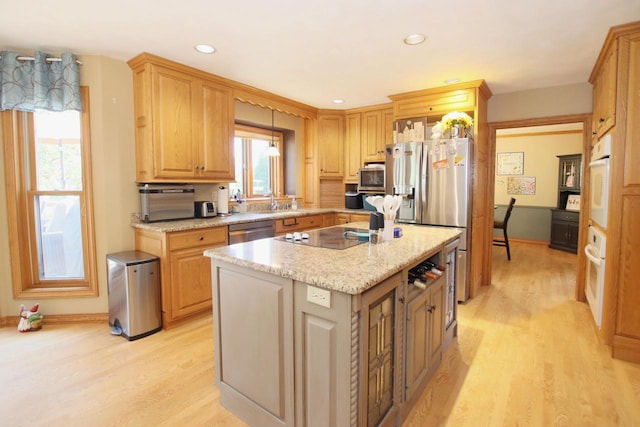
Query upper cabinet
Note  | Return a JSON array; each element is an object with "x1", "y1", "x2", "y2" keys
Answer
[
  {"x1": 128, "y1": 53, "x2": 235, "y2": 183},
  {"x1": 361, "y1": 106, "x2": 394, "y2": 163},
  {"x1": 317, "y1": 112, "x2": 344, "y2": 178},
  {"x1": 590, "y1": 41, "x2": 618, "y2": 140},
  {"x1": 343, "y1": 105, "x2": 393, "y2": 183},
  {"x1": 344, "y1": 112, "x2": 361, "y2": 183},
  {"x1": 390, "y1": 87, "x2": 476, "y2": 120}
]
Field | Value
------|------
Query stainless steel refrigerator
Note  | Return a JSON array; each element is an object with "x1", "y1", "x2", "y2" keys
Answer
[{"x1": 385, "y1": 138, "x2": 472, "y2": 301}]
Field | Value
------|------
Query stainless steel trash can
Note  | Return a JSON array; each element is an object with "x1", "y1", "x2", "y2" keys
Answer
[{"x1": 107, "y1": 250, "x2": 161, "y2": 340}]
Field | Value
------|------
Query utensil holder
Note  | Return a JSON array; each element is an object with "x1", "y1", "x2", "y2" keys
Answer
[{"x1": 383, "y1": 220, "x2": 394, "y2": 241}]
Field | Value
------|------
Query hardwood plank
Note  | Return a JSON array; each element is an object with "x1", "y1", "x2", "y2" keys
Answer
[
  {"x1": 403, "y1": 242, "x2": 640, "y2": 427},
  {"x1": 1, "y1": 242, "x2": 639, "y2": 426}
]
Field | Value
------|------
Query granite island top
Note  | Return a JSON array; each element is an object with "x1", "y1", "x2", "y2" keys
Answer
[
  {"x1": 204, "y1": 223, "x2": 461, "y2": 295},
  {"x1": 130, "y1": 208, "x2": 362, "y2": 233}
]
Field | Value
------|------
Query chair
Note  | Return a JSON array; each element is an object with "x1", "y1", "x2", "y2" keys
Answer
[{"x1": 493, "y1": 197, "x2": 516, "y2": 261}]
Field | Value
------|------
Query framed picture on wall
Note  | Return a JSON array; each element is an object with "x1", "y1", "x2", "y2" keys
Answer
[
  {"x1": 507, "y1": 176, "x2": 536, "y2": 195},
  {"x1": 497, "y1": 152, "x2": 524, "y2": 175}
]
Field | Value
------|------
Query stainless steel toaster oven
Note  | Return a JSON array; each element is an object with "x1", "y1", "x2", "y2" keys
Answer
[{"x1": 138, "y1": 184, "x2": 195, "y2": 223}]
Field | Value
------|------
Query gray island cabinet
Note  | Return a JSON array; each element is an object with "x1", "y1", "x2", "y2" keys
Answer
[{"x1": 204, "y1": 224, "x2": 461, "y2": 427}]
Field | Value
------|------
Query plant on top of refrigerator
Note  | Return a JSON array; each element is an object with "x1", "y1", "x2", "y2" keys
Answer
[{"x1": 440, "y1": 111, "x2": 473, "y2": 130}]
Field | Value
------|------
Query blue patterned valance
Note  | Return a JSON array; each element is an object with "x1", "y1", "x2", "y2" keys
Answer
[{"x1": 0, "y1": 51, "x2": 82, "y2": 112}]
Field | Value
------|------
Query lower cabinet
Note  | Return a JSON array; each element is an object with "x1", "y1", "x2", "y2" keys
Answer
[
  {"x1": 404, "y1": 278, "x2": 444, "y2": 404},
  {"x1": 336, "y1": 212, "x2": 372, "y2": 224},
  {"x1": 210, "y1": 244, "x2": 454, "y2": 427},
  {"x1": 135, "y1": 226, "x2": 228, "y2": 328},
  {"x1": 359, "y1": 273, "x2": 403, "y2": 427},
  {"x1": 549, "y1": 209, "x2": 580, "y2": 253},
  {"x1": 274, "y1": 214, "x2": 323, "y2": 236}
]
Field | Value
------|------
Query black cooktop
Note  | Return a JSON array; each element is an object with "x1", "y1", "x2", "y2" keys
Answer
[{"x1": 275, "y1": 226, "x2": 369, "y2": 250}]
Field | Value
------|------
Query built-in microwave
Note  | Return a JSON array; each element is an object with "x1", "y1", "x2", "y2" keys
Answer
[{"x1": 357, "y1": 165, "x2": 386, "y2": 193}]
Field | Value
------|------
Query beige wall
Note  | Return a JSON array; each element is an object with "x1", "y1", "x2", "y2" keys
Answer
[
  {"x1": 0, "y1": 55, "x2": 137, "y2": 318},
  {"x1": 488, "y1": 82, "x2": 592, "y2": 122},
  {"x1": 494, "y1": 128, "x2": 583, "y2": 207}
]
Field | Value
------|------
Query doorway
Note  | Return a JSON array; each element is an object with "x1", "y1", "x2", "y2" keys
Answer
[{"x1": 487, "y1": 113, "x2": 591, "y2": 301}]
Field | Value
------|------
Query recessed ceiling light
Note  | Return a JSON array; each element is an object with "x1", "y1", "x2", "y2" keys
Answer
[
  {"x1": 195, "y1": 44, "x2": 216, "y2": 54},
  {"x1": 445, "y1": 78, "x2": 461, "y2": 84},
  {"x1": 403, "y1": 34, "x2": 426, "y2": 45},
  {"x1": 332, "y1": 99, "x2": 345, "y2": 104}
]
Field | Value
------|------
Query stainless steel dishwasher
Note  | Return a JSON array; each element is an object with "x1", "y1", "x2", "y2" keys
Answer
[{"x1": 228, "y1": 220, "x2": 275, "y2": 244}]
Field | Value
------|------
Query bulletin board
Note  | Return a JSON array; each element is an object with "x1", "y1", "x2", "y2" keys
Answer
[{"x1": 497, "y1": 152, "x2": 524, "y2": 175}]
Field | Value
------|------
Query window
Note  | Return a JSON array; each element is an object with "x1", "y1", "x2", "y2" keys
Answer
[
  {"x1": 231, "y1": 124, "x2": 283, "y2": 199},
  {"x1": 2, "y1": 87, "x2": 97, "y2": 298}
]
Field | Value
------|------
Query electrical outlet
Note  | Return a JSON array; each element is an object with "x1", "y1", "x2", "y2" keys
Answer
[{"x1": 307, "y1": 285, "x2": 331, "y2": 308}]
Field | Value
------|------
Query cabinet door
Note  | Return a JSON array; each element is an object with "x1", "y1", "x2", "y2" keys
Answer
[
  {"x1": 152, "y1": 65, "x2": 198, "y2": 179},
  {"x1": 592, "y1": 43, "x2": 617, "y2": 139},
  {"x1": 359, "y1": 273, "x2": 401, "y2": 427},
  {"x1": 345, "y1": 113, "x2": 362, "y2": 182},
  {"x1": 199, "y1": 80, "x2": 235, "y2": 180},
  {"x1": 404, "y1": 279, "x2": 444, "y2": 403},
  {"x1": 362, "y1": 110, "x2": 382, "y2": 162},
  {"x1": 405, "y1": 290, "x2": 430, "y2": 399},
  {"x1": 428, "y1": 281, "x2": 444, "y2": 366},
  {"x1": 170, "y1": 246, "x2": 212, "y2": 319},
  {"x1": 383, "y1": 108, "x2": 394, "y2": 148},
  {"x1": 318, "y1": 114, "x2": 344, "y2": 177}
]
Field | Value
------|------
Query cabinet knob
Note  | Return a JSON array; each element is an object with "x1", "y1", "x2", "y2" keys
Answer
[
  {"x1": 199, "y1": 236, "x2": 204, "y2": 241},
  {"x1": 599, "y1": 118, "x2": 605, "y2": 123}
]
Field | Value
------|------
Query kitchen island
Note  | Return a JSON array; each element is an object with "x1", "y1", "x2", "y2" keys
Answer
[{"x1": 204, "y1": 223, "x2": 461, "y2": 427}]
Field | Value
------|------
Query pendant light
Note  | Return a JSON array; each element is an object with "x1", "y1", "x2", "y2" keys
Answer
[{"x1": 266, "y1": 108, "x2": 280, "y2": 157}]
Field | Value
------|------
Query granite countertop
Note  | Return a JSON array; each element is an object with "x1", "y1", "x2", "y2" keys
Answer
[
  {"x1": 204, "y1": 223, "x2": 461, "y2": 295},
  {"x1": 130, "y1": 208, "x2": 373, "y2": 232}
]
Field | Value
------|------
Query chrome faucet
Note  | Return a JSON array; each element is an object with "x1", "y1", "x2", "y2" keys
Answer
[{"x1": 269, "y1": 192, "x2": 278, "y2": 211}]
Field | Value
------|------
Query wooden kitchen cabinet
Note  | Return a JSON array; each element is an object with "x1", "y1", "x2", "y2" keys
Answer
[
  {"x1": 590, "y1": 41, "x2": 617, "y2": 140},
  {"x1": 390, "y1": 87, "x2": 476, "y2": 120},
  {"x1": 358, "y1": 273, "x2": 402, "y2": 427},
  {"x1": 361, "y1": 107, "x2": 394, "y2": 163},
  {"x1": 134, "y1": 226, "x2": 228, "y2": 328},
  {"x1": 274, "y1": 214, "x2": 323, "y2": 235},
  {"x1": 322, "y1": 213, "x2": 336, "y2": 227},
  {"x1": 589, "y1": 21, "x2": 640, "y2": 364},
  {"x1": 404, "y1": 277, "x2": 444, "y2": 405},
  {"x1": 344, "y1": 112, "x2": 362, "y2": 183},
  {"x1": 317, "y1": 112, "x2": 344, "y2": 178},
  {"x1": 128, "y1": 53, "x2": 235, "y2": 183},
  {"x1": 335, "y1": 212, "x2": 371, "y2": 224}
]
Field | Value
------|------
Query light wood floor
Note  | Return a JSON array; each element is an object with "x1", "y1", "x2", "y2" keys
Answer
[{"x1": 1, "y1": 242, "x2": 639, "y2": 426}]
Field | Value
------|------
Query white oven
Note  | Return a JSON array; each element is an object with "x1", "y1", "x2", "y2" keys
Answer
[
  {"x1": 589, "y1": 134, "x2": 611, "y2": 230},
  {"x1": 584, "y1": 225, "x2": 606, "y2": 327}
]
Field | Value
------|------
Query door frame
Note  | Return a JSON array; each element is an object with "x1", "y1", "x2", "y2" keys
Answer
[{"x1": 486, "y1": 113, "x2": 591, "y2": 300}]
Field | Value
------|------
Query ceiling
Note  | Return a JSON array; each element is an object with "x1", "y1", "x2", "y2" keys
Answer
[{"x1": 1, "y1": 0, "x2": 639, "y2": 109}]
